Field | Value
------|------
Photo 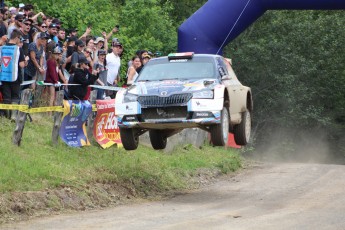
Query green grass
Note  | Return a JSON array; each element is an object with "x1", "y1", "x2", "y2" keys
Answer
[{"x1": 0, "y1": 115, "x2": 242, "y2": 194}]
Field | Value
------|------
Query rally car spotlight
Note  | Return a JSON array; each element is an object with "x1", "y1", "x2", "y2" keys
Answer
[{"x1": 123, "y1": 93, "x2": 138, "y2": 103}]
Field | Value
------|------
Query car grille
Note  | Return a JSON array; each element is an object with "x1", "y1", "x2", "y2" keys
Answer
[
  {"x1": 142, "y1": 107, "x2": 188, "y2": 120},
  {"x1": 138, "y1": 93, "x2": 192, "y2": 108}
]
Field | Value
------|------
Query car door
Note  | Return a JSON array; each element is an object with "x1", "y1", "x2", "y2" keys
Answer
[{"x1": 217, "y1": 57, "x2": 241, "y2": 116}]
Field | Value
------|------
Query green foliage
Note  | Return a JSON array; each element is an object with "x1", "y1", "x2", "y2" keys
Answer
[
  {"x1": 159, "y1": 0, "x2": 208, "y2": 26},
  {"x1": 225, "y1": 10, "x2": 345, "y2": 154}
]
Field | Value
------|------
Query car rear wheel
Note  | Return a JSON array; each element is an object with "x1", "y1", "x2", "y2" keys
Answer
[
  {"x1": 210, "y1": 107, "x2": 229, "y2": 146},
  {"x1": 234, "y1": 110, "x2": 251, "y2": 145},
  {"x1": 149, "y1": 130, "x2": 167, "y2": 150},
  {"x1": 120, "y1": 128, "x2": 139, "y2": 150}
]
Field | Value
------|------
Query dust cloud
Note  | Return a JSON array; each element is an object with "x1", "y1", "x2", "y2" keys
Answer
[{"x1": 244, "y1": 128, "x2": 345, "y2": 165}]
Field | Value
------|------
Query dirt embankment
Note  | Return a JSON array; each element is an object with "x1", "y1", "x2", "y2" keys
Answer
[{"x1": 0, "y1": 168, "x2": 222, "y2": 225}]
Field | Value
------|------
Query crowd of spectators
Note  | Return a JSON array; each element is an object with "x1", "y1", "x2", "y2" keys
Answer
[{"x1": 0, "y1": 2, "x2": 158, "y2": 121}]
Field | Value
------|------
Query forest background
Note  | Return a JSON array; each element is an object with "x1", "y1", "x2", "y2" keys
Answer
[{"x1": 8, "y1": 0, "x2": 345, "y2": 159}]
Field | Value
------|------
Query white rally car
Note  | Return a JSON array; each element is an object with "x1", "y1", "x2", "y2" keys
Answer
[{"x1": 115, "y1": 52, "x2": 253, "y2": 150}]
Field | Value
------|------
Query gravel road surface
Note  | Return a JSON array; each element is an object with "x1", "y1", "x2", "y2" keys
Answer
[{"x1": 3, "y1": 162, "x2": 345, "y2": 230}]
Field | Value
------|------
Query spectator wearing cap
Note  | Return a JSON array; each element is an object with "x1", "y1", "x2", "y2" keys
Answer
[
  {"x1": 93, "y1": 49, "x2": 108, "y2": 99},
  {"x1": 57, "y1": 28, "x2": 66, "y2": 49},
  {"x1": 105, "y1": 41, "x2": 123, "y2": 98},
  {"x1": 8, "y1": 7, "x2": 17, "y2": 15},
  {"x1": 24, "y1": 32, "x2": 48, "y2": 89},
  {"x1": 19, "y1": 18, "x2": 33, "y2": 56},
  {"x1": 46, "y1": 23, "x2": 59, "y2": 44},
  {"x1": 7, "y1": 13, "x2": 24, "y2": 37},
  {"x1": 93, "y1": 32, "x2": 108, "y2": 63},
  {"x1": 71, "y1": 39, "x2": 86, "y2": 67},
  {"x1": 45, "y1": 46, "x2": 63, "y2": 109},
  {"x1": 51, "y1": 18, "x2": 62, "y2": 27},
  {"x1": 64, "y1": 36, "x2": 77, "y2": 72},
  {"x1": 0, "y1": 29, "x2": 25, "y2": 120},
  {"x1": 68, "y1": 28, "x2": 78, "y2": 38},
  {"x1": 136, "y1": 53, "x2": 151, "y2": 74},
  {"x1": 68, "y1": 57, "x2": 99, "y2": 100}
]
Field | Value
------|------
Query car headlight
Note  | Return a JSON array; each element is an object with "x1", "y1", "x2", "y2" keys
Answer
[
  {"x1": 193, "y1": 90, "x2": 214, "y2": 99},
  {"x1": 123, "y1": 93, "x2": 138, "y2": 103}
]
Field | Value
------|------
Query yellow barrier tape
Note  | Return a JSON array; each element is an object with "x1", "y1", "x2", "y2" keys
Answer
[
  {"x1": 0, "y1": 104, "x2": 28, "y2": 110},
  {"x1": 92, "y1": 104, "x2": 97, "y2": 112},
  {"x1": 23, "y1": 106, "x2": 65, "y2": 113},
  {"x1": 0, "y1": 104, "x2": 98, "y2": 113}
]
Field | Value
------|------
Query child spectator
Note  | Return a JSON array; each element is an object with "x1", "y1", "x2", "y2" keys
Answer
[{"x1": 45, "y1": 46, "x2": 62, "y2": 109}]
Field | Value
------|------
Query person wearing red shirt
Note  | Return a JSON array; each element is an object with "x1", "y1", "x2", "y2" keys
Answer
[{"x1": 45, "y1": 46, "x2": 62, "y2": 109}]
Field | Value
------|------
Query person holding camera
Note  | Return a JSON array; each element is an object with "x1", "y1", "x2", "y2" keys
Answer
[
  {"x1": 93, "y1": 50, "x2": 107, "y2": 99},
  {"x1": 68, "y1": 57, "x2": 99, "y2": 100}
]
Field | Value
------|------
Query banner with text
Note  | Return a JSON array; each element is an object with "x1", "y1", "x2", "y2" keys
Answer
[
  {"x1": 59, "y1": 100, "x2": 92, "y2": 147},
  {"x1": 93, "y1": 99, "x2": 121, "y2": 149}
]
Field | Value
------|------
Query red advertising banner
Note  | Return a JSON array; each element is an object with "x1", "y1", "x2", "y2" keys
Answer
[{"x1": 93, "y1": 99, "x2": 121, "y2": 149}]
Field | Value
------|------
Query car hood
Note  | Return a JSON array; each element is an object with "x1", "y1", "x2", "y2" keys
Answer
[{"x1": 127, "y1": 79, "x2": 218, "y2": 96}]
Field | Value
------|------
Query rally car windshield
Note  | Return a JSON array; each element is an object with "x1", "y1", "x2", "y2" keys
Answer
[{"x1": 137, "y1": 57, "x2": 216, "y2": 81}]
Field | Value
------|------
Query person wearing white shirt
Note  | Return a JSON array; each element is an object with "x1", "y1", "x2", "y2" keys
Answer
[{"x1": 105, "y1": 41, "x2": 122, "y2": 98}]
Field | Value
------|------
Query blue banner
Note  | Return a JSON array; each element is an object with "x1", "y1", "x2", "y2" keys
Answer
[
  {"x1": 0, "y1": 45, "x2": 19, "y2": 82},
  {"x1": 59, "y1": 100, "x2": 92, "y2": 147}
]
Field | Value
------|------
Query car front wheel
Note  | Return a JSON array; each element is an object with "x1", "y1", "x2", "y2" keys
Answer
[
  {"x1": 233, "y1": 110, "x2": 251, "y2": 145},
  {"x1": 210, "y1": 107, "x2": 229, "y2": 146},
  {"x1": 149, "y1": 130, "x2": 167, "y2": 150},
  {"x1": 120, "y1": 128, "x2": 139, "y2": 150}
]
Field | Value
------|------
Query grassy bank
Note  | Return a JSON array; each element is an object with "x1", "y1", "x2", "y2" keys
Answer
[{"x1": 0, "y1": 114, "x2": 242, "y2": 222}]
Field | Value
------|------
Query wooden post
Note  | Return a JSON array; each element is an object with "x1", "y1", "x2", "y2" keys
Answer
[
  {"x1": 87, "y1": 90, "x2": 97, "y2": 143},
  {"x1": 12, "y1": 89, "x2": 31, "y2": 146},
  {"x1": 52, "y1": 91, "x2": 64, "y2": 145}
]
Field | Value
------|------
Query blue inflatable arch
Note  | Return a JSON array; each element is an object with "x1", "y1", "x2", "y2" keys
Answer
[{"x1": 178, "y1": 0, "x2": 345, "y2": 54}]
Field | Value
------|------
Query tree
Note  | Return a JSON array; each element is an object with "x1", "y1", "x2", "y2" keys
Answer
[{"x1": 225, "y1": 10, "x2": 345, "y2": 156}]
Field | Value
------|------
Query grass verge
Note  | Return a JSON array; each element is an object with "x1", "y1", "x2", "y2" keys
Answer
[{"x1": 0, "y1": 115, "x2": 242, "y2": 223}]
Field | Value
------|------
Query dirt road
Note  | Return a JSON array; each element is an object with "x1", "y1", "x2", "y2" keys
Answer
[{"x1": 3, "y1": 162, "x2": 345, "y2": 230}]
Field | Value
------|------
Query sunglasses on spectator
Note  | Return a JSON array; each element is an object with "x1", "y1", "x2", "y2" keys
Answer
[
  {"x1": 24, "y1": 23, "x2": 32, "y2": 26},
  {"x1": 41, "y1": 25, "x2": 47, "y2": 28}
]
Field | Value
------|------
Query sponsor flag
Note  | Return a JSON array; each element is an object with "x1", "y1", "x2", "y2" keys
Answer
[
  {"x1": 93, "y1": 99, "x2": 121, "y2": 148},
  {"x1": 59, "y1": 100, "x2": 92, "y2": 147}
]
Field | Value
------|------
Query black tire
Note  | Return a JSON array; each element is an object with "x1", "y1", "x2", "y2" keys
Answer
[
  {"x1": 120, "y1": 128, "x2": 139, "y2": 150},
  {"x1": 210, "y1": 107, "x2": 229, "y2": 146},
  {"x1": 149, "y1": 130, "x2": 167, "y2": 150},
  {"x1": 233, "y1": 110, "x2": 251, "y2": 145}
]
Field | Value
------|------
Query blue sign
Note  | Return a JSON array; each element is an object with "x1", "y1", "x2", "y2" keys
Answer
[{"x1": 59, "y1": 100, "x2": 92, "y2": 147}]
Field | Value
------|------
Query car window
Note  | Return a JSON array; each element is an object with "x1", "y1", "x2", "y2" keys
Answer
[
  {"x1": 138, "y1": 57, "x2": 216, "y2": 81},
  {"x1": 223, "y1": 58, "x2": 237, "y2": 79}
]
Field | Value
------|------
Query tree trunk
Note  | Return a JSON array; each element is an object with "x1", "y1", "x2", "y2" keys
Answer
[
  {"x1": 12, "y1": 89, "x2": 31, "y2": 146},
  {"x1": 87, "y1": 90, "x2": 97, "y2": 143},
  {"x1": 52, "y1": 91, "x2": 64, "y2": 145}
]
